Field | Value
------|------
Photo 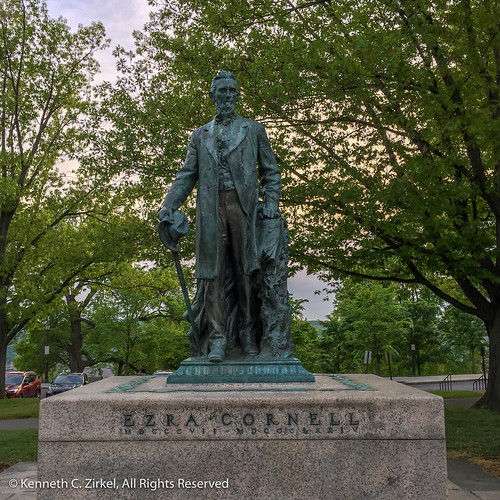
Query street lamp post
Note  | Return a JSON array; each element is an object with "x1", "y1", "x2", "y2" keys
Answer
[
  {"x1": 411, "y1": 343, "x2": 416, "y2": 376},
  {"x1": 481, "y1": 346, "x2": 487, "y2": 381},
  {"x1": 44, "y1": 321, "x2": 50, "y2": 383}
]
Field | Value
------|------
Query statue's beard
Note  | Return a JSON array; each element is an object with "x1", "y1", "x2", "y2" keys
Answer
[{"x1": 215, "y1": 101, "x2": 236, "y2": 121}]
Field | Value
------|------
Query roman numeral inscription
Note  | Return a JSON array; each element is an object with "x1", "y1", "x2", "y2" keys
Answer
[{"x1": 118, "y1": 409, "x2": 366, "y2": 438}]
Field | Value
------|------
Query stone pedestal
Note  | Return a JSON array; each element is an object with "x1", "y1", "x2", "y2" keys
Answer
[{"x1": 37, "y1": 374, "x2": 447, "y2": 499}]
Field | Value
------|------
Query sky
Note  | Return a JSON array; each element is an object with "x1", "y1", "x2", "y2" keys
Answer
[{"x1": 45, "y1": 0, "x2": 334, "y2": 320}]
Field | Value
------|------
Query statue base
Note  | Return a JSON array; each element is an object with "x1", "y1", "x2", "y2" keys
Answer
[
  {"x1": 37, "y1": 374, "x2": 447, "y2": 499},
  {"x1": 167, "y1": 357, "x2": 315, "y2": 383}
]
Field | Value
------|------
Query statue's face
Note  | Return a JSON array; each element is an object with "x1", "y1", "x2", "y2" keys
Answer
[{"x1": 214, "y1": 78, "x2": 238, "y2": 115}]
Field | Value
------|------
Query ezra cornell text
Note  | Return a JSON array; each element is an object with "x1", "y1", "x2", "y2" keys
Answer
[{"x1": 119, "y1": 408, "x2": 363, "y2": 439}]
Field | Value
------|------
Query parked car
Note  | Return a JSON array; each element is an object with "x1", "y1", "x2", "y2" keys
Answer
[
  {"x1": 46, "y1": 373, "x2": 89, "y2": 397},
  {"x1": 5, "y1": 371, "x2": 41, "y2": 398}
]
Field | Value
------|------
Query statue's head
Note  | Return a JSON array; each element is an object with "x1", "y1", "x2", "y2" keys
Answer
[
  {"x1": 209, "y1": 70, "x2": 239, "y2": 101},
  {"x1": 210, "y1": 71, "x2": 239, "y2": 117}
]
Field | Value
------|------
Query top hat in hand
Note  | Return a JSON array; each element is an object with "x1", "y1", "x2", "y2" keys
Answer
[{"x1": 158, "y1": 210, "x2": 189, "y2": 252}]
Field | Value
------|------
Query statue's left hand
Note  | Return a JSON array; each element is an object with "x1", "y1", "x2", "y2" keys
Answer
[
  {"x1": 158, "y1": 205, "x2": 174, "y2": 223},
  {"x1": 260, "y1": 202, "x2": 279, "y2": 219}
]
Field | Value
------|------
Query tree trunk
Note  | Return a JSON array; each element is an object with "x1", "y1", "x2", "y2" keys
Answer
[
  {"x1": 375, "y1": 353, "x2": 381, "y2": 376},
  {"x1": 1, "y1": 209, "x2": 16, "y2": 397},
  {"x1": 67, "y1": 306, "x2": 84, "y2": 372},
  {"x1": 0, "y1": 303, "x2": 11, "y2": 399},
  {"x1": 0, "y1": 330, "x2": 7, "y2": 400},
  {"x1": 66, "y1": 293, "x2": 94, "y2": 373},
  {"x1": 125, "y1": 327, "x2": 130, "y2": 376},
  {"x1": 474, "y1": 312, "x2": 500, "y2": 412}
]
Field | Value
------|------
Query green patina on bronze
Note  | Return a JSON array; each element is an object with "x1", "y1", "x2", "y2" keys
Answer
[
  {"x1": 107, "y1": 374, "x2": 373, "y2": 393},
  {"x1": 158, "y1": 70, "x2": 313, "y2": 382},
  {"x1": 166, "y1": 358, "x2": 315, "y2": 384}
]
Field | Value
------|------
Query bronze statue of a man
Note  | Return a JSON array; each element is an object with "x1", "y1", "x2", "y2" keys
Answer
[{"x1": 159, "y1": 71, "x2": 282, "y2": 363}]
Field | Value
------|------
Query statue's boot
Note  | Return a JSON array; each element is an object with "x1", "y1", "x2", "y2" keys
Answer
[
  {"x1": 239, "y1": 330, "x2": 258, "y2": 356},
  {"x1": 208, "y1": 342, "x2": 225, "y2": 362}
]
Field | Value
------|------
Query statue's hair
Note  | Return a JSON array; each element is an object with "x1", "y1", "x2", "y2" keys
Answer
[{"x1": 209, "y1": 70, "x2": 239, "y2": 101}]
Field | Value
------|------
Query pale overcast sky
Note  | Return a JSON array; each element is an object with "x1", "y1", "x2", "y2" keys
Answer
[{"x1": 45, "y1": 0, "x2": 333, "y2": 320}]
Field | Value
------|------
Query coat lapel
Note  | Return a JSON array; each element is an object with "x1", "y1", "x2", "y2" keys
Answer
[
  {"x1": 203, "y1": 119, "x2": 217, "y2": 163},
  {"x1": 202, "y1": 116, "x2": 249, "y2": 161},
  {"x1": 228, "y1": 115, "x2": 248, "y2": 155}
]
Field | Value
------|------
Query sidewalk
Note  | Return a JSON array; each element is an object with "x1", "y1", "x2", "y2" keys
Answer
[
  {"x1": 1, "y1": 461, "x2": 500, "y2": 499},
  {"x1": 393, "y1": 374, "x2": 482, "y2": 384},
  {"x1": 0, "y1": 463, "x2": 36, "y2": 500},
  {"x1": 0, "y1": 419, "x2": 38, "y2": 431},
  {"x1": 448, "y1": 458, "x2": 500, "y2": 499}
]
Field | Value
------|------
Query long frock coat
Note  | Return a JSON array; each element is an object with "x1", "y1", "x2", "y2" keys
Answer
[{"x1": 162, "y1": 115, "x2": 282, "y2": 279}]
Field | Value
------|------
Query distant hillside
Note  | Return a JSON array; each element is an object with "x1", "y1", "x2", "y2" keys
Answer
[
  {"x1": 6, "y1": 330, "x2": 25, "y2": 370},
  {"x1": 6, "y1": 344, "x2": 16, "y2": 369},
  {"x1": 309, "y1": 321, "x2": 325, "y2": 332}
]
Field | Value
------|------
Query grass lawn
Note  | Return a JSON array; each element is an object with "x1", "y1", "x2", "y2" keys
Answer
[
  {"x1": 445, "y1": 407, "x2": 500, "y2": 456},
  {"x1": 0, "y1": 429, "x2": 38, "y2": 472},
  {"x1": 0, "y1": 398, "x2": 40, "y2": 419},
  {"x1": 429, "y1": 390, "x2": 483, "y2": 399},
  {"x1": 0, "y1": 399, "x2": 40, "y2": 472},
  {"x1": 428, "y1": 390, "x2": 500, "y2": 478},
  {"x1": 445, "y1": 407, "x2": 500, "y2": 478}
]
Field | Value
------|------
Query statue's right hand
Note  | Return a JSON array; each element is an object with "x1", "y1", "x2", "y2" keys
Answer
[{"x1": 158, "y1": 205, "x2": 174, "y2": 223}]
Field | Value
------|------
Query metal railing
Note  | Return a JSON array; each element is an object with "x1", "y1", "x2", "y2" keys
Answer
[
  {"x1": 473, "y1": 373, "x2": 487, "y2": 391},
  {"x1": 439, "y1": 374, "x2": 453, "y2": 391}
]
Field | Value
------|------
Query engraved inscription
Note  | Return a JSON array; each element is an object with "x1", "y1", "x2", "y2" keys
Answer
[{"x1": 118, "y1": 409, "x2": 367, "y2": 439}]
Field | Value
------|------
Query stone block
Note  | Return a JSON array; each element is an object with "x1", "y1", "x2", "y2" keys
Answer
[{"x1": 37, "y1": 374, "x2": 447, "y2": 499}]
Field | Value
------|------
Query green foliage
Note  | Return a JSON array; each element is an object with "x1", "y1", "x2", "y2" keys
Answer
[
  {"x1": 399, "y1": 285, "x2": 445, "y2": 375},
  {"x1": 441, "y1": 305, "x2": 488, "y2": 373},
  {"x1": 117, "y1": 0, "x2": 500, "y2": 408},
  {"x1": 14, "y1": 263, "x2": 190, "y2": 375},
  {"x1": 317, "y1": 281, "x2": 485, "y2": 376},
  {"x1": 0, "y1": 399, "x2": 40, "y2": 419},
  {"x1": 322, "y1": 280, "x2": 409, "y2": 375},
  {"x1": 0, "y1": 0, "x2": 109, "y2": 394},
  {"x1": 139, "y1": 319, "x2": 190, "y2": 372},
  {"x1": 82, "y1": 264, "x2": 190, "y2": 374},
  {"x1": 14, "y1": 313, "x2": 71, "y2": 378},
  {"x1": 290, "y1": 317, "x2": 322, "y2": 372},
  {"x1": 134, "y1": 0, "x2": 500, "y2": 302}
]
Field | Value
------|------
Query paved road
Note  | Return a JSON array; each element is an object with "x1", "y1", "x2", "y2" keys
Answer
[{"x1": 392, "y1": 374, "x2": 486, "y2": 392}]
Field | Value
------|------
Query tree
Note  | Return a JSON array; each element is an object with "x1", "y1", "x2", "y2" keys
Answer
[
  {"x1": 324, "y1": 280, "x2": 409, "y2": 375},
  {"x1": 290, "y1": 317, "x2": 322, "y2": 373},
  {"x1": 124, "y1": 0, "x2": 500, "y2": 410},
  {"x1": 84, "y1": 281, "x2": 189, "y2": 375},
  {"x1": 13, "y1": 263, "x2": 189, "y2": 375},
  {"x1": 318, "y1": 314, "x2": 357, "y2": 374},
  {"x1": 399, "y1": 285, "x2": 444, "y2": 376},
  {"x1": 0, "y1": 0, "x2": 110, "y2": 395},
  {"x1": 13, "y1": 311, "x2": 74, "y2": 379},
  {"x1": 441, "y1": 305, "x2": 488, "y2": 373}
]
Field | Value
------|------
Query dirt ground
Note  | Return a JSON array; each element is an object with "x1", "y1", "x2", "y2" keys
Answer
[{"x1": 472, "y1": 457, "x2": 500, "y2": 478}]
